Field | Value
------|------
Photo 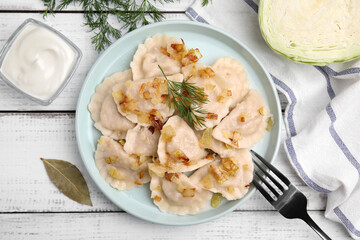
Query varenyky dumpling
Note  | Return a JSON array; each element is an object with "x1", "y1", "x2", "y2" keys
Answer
[
  {"x1": 196, "y1": 128, "x2": 237, "y2": 158},
  {"x1": 212, "y1": 90, "x2": 271, "y2": 148},
  {"x1": 95, "y1": 136, "x2": 151, "y2": 190},
  {"x1": 190, "y1": 149, "x2": 253, "y2": 200},
  {"x1": 124, "y1": 124, "x2": 160, "y2": 157},
  {"x1": 211, "y1": 57, "x2": 249, "y2": 109},
  {"x1": 149, "y1": 172, "x2": 212, "y2": 215},
  {"x1": 112, "y1": 74, "x2": 183, "y2": 127},
  {"x1": 157, "y1": 116, "x2": 212, "y2": 172},
  {"x1": 88, "y1": 70, "x2": 135, "y2": 139},
  {"x1": 130, "y1": 34, "x2": 183, "y2": 81},
  {"x1": 181, "y1": 63, "x2": 234, "y2": 130},
  {"x1": 131, "y1": 34, "x2": 203, "y2": 81}
]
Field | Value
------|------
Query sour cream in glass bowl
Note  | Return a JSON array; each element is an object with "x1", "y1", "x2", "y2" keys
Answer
[{"x1": 0, "y1": 18, "x2": 82, "y2": 105}]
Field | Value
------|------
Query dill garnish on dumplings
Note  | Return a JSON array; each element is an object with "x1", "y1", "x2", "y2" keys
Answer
[{"x1": 88, "y1": 34, "x2": 272, "y2": 215}]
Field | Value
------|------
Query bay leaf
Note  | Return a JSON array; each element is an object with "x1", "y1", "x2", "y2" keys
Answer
[{"x1": 40, "y1": 158, "x2": 93, "y2": 206}]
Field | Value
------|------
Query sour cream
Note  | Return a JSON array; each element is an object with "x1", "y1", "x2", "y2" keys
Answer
[{"x1": 1, "y1": 23, "x2": 77, "y2": 101}]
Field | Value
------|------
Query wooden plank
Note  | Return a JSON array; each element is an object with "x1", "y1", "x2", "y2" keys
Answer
[
  {"x1": 0, "y1": 212, "x2": 349, "y2": 240},
  {"x1": 0, "y1": 113, "x2": 324, "y2": 212},
  {"x1": 0, "y1": 0, "x2": 194, "y2": 11}
]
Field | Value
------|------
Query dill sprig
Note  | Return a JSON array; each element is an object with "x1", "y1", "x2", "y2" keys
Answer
[
  {"x1": 41, "y1": 0, "x2": 211, "y2": 52},
  {"x1": 158, "y1": 65, "x2": 209, "y2": 128},
  {"x1": 201, "y1": 0, "x2": 212, "y2": 7}
]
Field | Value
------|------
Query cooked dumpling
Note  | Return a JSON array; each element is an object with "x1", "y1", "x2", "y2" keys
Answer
[
  {"x1": 149, "y1": 172, "x2": 212, "y2": 215},
  {"x1": 190, "y1": 149, "x2": 253, "y2": 200},
  {"x1": 211, "y1": 57, "x2": 249, "y2": 109},
  {"x1": 88, "y1": 70, "x2": 135, "y2": 139},
  {"x1": 130, "y1": 34, "x2": 183, "y2": 81},
  {"x1": 112, "y1": 74, "x2": 183, "y2": 127},
  {"x1": 196, "y1": 128, "x2": 245, "y2": 158},
  {"x1": 124, "y1": 124, "x2": 160, "y2": 157},
  {"x1": 157, "y1": 116, "x2": 211, "y2": 172},
  {"x1": 212, "y1": 90, "x2": 271, "y2": 148},
  {"x1": 95, "y1": 136, "x2": 151, "y2": 190},
  {"x1": 205, "y1": 133, "x2": 237, "y2": 158},
  {"x1": 97, "y1": 95, "x2": 135, "y2": 139},
  {"x1": 181, "y1": 63, "x2": 233, "y2": 130}
]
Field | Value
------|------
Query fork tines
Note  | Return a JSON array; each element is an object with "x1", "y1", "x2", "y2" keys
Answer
[
  {"x1": 250, "y1": 151, "x2": 333, "y2": 239},
  {"x1": 251, "y1": 150, "x2": 291, "y2": 203}
]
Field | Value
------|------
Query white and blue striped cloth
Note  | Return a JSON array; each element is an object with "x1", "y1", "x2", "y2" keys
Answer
[{"x1": 186, "y1": 0, "x2": 360, "y2": 238}]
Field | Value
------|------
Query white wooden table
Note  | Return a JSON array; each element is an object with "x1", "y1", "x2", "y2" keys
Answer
[{"x1": 0, "y1": 1, "x2": 352, "y2": 239}]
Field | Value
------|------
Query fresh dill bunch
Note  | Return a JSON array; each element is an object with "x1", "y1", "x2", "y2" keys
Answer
[
  {"x1": 41, "y1": 0, "x2": 211, "y2": 52},
  {"x1": 158, "y1": 65, "x2": 210, "y2": 129}
]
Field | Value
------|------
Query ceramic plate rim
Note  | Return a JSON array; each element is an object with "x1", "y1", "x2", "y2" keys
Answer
[{"x1": 75, "y1": 20, "x2": 282, "y2": 226}]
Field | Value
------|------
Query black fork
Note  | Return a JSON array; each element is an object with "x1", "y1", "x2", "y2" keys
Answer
[{"x1": 251, "y1": 150, "x2": 332, "y2": 240}]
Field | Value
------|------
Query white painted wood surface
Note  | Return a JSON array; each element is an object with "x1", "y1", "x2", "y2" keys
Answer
[
  {"x1": 0, "y1": 1, "x2": 351, "y2": 239},
  {"x1": 0, "y1": 0, "x2": 194, "y2": 11},
  {"x1": 0, "y1": 212, "x2": 350, "y2": 240}
]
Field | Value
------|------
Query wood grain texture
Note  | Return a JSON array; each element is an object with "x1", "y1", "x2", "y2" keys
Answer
[
  {"x1": 0, "y1": 3, "x2": 348, "y2": 239},
  {"x1": 0, "y1": 113, "x2": 325, "y2": 213},
  {"x1": 0, "y1": 212, "x2": 349, "y2": 240},
  {"x1": 0, "y1": 0, "x2": 194, "y2": 11}
]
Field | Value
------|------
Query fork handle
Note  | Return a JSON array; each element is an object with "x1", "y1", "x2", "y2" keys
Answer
[{"x1": 302, "y1": 212, "x2": 332, "y2": 240}]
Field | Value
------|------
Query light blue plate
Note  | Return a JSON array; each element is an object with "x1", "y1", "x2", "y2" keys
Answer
[{"x1": 75, "y1": 20, "x2": 281, "y2": 225}]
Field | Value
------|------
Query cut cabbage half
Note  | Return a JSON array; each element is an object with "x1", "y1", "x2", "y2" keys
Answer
[{"x1": 259, "y1": 0, "x2": 360, "y2": 65}]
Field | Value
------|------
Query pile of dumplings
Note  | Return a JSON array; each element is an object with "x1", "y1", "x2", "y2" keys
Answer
[{"x1": 88, "y1": 34, "x2": 272, "y2": 215}]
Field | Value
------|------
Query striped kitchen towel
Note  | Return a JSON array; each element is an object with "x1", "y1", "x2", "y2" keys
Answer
[{"x1": 186, "y1": 0, "x2": 360, "y2": 239}]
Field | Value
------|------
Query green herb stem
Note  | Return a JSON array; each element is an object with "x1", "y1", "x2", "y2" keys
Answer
[
  {"x1": 158, "y1": 65, "x2": 209, "y2": 128},
  {"x1": 41, "y1": 0, "x2": 211, "y2": 52}
]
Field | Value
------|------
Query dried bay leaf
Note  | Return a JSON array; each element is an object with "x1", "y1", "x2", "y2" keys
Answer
[{"x1": 40, "y1": 158, "x2": 93, "y2": 206}]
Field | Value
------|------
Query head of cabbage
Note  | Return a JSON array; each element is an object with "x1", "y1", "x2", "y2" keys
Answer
[{"x1": 259, "y1": 0, "x2": 360, "y2": 66}]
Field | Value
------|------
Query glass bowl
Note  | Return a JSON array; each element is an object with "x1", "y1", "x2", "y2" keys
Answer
[{"x1": 0, "y1": 18, "x2": 82, "y2": 106}]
